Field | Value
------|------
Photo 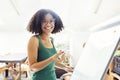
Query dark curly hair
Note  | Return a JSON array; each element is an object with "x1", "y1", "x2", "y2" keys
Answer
[{"x1": 27, "y1": 9, "x2": 64, "y2": 34}]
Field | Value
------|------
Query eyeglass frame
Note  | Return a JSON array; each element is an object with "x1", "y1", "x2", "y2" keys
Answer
[{"x1": 41, "y1": 18, "x2": 55, "y2": 25}]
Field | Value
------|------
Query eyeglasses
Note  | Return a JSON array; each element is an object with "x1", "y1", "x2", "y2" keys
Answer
[{"x1": 41, "y1": 19, "x2": 55, "y2": 25}]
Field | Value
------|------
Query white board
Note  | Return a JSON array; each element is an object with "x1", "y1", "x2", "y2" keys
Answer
[{"x1": 70, "y1": 27, "x2": 120, "y2": 80}]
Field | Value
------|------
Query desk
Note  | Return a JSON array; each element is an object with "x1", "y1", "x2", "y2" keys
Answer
[{"x1": 0, "y1": 53, "x2": 27, "y2": 80}]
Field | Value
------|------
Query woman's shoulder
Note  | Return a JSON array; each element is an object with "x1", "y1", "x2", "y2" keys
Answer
[
  {"x1": 29, "y1": 35, "x2": 36, "y2": 39},
  {"x1": 29, "y1": 35, "x2": 39, "y2": 39},
  {"x1": 29, "y1": 35, "x2": 39, "y2": 44}
]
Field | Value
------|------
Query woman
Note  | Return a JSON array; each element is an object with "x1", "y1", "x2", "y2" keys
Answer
[{"x1": 27, "y1": 9, "x2": 73, "y2": 80}]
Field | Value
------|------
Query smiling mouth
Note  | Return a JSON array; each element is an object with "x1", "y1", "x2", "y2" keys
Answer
[
  {"x1": 46, "y1": 27, "x2": 53, "y2": 30},
  {"x1": 46, "y1": 27, "x2": 51, "y2": 29}
]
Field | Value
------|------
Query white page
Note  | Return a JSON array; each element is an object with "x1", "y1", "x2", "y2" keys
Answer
[{"x1": 70, "y1": 28, "x2": 120, "y2": 80}]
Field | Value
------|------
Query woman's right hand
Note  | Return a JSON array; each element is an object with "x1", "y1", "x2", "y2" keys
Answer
[{"x1": 52, "y1": 50, "x2": 65, "y2": 63}]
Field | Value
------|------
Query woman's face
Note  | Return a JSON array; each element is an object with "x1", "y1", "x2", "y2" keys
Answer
[{"x1": 41, "y1": 13, "x2": 55, "y2": 34}]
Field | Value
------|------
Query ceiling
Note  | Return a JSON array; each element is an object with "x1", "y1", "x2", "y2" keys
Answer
[{"x1": 0, "y1": 0, "x2": 120, "y2": 32}]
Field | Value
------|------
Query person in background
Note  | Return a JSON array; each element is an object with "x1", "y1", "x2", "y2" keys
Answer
[
  {"x1": 27, "y1": 9, "x2": 73, "y2": 80},
  {"x1": 60, "y1": 72, "x2": 72, "y2": 80}
]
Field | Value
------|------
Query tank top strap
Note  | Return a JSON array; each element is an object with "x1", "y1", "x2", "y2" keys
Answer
[
  {"x1": 35, "y1": 35, "x2": 44, "y2": 48},
  {"x1": 50, "y1": 37, "x2": 56, "y2": 48},
  {"x1": 35, "y1": 35, "x2": 40, "y2": 43},
  {"x1": 50, "y1": 37, "x2": 53, "y2": 42}
]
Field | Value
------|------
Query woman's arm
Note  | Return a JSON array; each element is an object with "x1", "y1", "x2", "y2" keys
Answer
[
  {"x1": 55, "y1": 62, "x2": 73, "y2": 72},
  {"x1": 55, "y1": 62, "x2": 67, "y2": 69},
  {"x1": 27, "y1": 36, "x2": 62, "y2": 72}
]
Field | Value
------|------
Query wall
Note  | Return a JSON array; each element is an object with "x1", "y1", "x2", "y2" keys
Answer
[{"x1": 0, "y1": 31, "x2": 30, "y2": 54}]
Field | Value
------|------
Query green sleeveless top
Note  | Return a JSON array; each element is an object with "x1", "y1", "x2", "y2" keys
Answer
[{"x1": 32, "y1": 35, "x2": 57, "y2": 80}]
